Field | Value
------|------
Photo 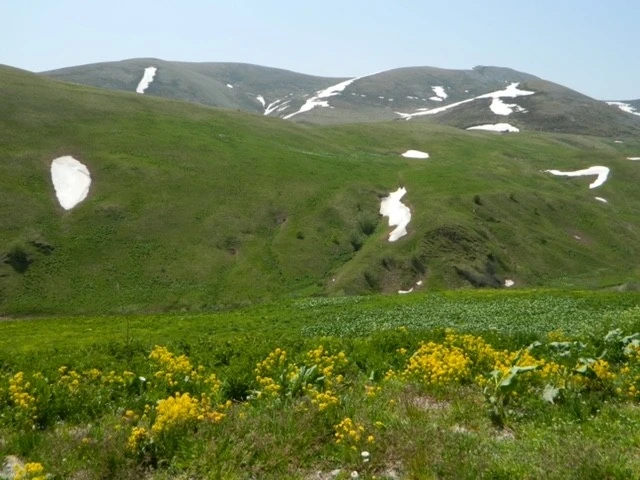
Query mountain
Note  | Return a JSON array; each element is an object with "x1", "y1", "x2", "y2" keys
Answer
[
  {"x1": 2, "y1": 65, "x2": 640, "y2": 315},
  {"x1": 41, "y1": 59, "x2": 640, "y2": 137},
  {"x1": 606, "y1": 99, "x2": 640, "y2": 118}
]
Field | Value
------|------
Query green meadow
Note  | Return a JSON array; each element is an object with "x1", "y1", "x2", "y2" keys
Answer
[{"x1": 2, "y1": 67, "x2": 640, "y2": 478}]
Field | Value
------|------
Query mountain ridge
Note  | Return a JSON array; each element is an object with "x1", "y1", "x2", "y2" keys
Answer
[{"x1": 39, "y1": 59, "x2": 640, "y2": 137}]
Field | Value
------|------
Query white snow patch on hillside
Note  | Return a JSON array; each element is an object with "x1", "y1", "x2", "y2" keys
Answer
[
  {"x1": 50, "y1": 156, "x2": 91, "y2": 210},
  {"x1": 606, "y1": 101, "x2": 640, "y2": 116},
  {"x1": 432, "y1": 86, "x2": 448, "y2": 99},
  {"x1": 396, "y1": 82, "x2": 533, "y2": 120},
  {"x1": 545, "y1": 166, "x2": 610, "y2": 189},
  {"x1": 401, "y1": 150, "x2": 429, "y2": 159},
  {"x1": 614, "y1": 140, "x2": 623, "y2": 144},
  {"x1": 226, "y1": 84, "x2": 233, "y2": 89},
  {"x1": 398, "y1": 288, "x2": 414, "y2": 294},
  {"x1": 627, "y1": 157, "x2": 640, "y2": 161},
  {"x1": 490, "y1": 98, "x2": 527, "y2": 115},
  {"x1": 136, "y1": 67, "x2": 157, "y2": 94},
  {"x1": 380, "y1": 187, "x2": 411, "y2": 242},
  {"x1": 467, "y1": 123, "x2": 519, "y2": 133},
  {"x1": 429, "y1": 96, "x2": 444, "y2": 102},
  {"x1": 256, "y1": 95, "x2": 266, "y2": 107},
  {"x1": 504, "y1": 279, "x2": 515, "y2": 287},
  {"x1": 284, "y1": 73, "x2": 376, "y2": 119},
  {"x1": 595, "y1": 197, "x2": 608, "y2": 203},
  {"x1": 264, "y1": 98, "x2": 290, "y2": 116}
]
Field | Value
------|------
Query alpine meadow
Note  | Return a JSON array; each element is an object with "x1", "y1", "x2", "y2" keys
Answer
[{"x1": 1, "y1": 56, "x2": 640, "y2": 479}]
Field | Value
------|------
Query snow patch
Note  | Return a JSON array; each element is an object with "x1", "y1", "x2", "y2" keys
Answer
[
  {"x1": 467, "y1": 123, "x2": 519, "y2": 133},
  {"x1": 256, "y1": 95, "x2": 266, "y2": 107},
  {"x1": 264, "y1": 98, "x2": 290, "y2": 116},
  {"x1": 380, "y1": 187, "x2": 411, "y2": 242},
  {"x1": 627, "y1": 157, "x2": 640, "y2": 161},
  {"x1": 595, "y1": 197, "x2": 608, "y2": 203},
  {"x1": 429, "y1": 96, "x2": 443, "y2": 102},
  {"x1": 607, "y1": 101, "x2": 640, "y2": 116},
  {"x1": 416, "y1": 280, "x2": 423, "y2": 286},
  {"x1": 545, "y1": 166, "x2": 610, "y2": 189},
  {"x1": 614, "y1": 140, "x2": 623, "y2": 144},
  {"x1": 398, "y1": 288, "x2": 414, "y2": 294},
  {"x1": 226, "y1": 84, "x2": 233, "y2": 89},
  {"x1": 397, "y1": 82, "x2": 533, "y2": 120},
  {"x1": 284, "y1": 73, "x2": 375, "y2": 119},
  {"x1": 401, "y1": 150, "x2": 429, "y2": 159},
  {"x1": 504, "y1": 279, "x2": 515, "y2": 287},
  {"x1": 50, "y1": 156, "x2": 91, "y2": 210},
  {"x1": 136, "y1": 67, "x2": 157, "y2": 94},
  {"x1": 432, "y1": 86, "x2": 448, "y2": 99},
  {"x1": 490, "y1": 98, "x2": 527, "y2": 115}
]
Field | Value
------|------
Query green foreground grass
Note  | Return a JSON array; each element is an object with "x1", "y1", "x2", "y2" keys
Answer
[{"x1": 2, "y1": 290, "x2": 640, "y2": 479}]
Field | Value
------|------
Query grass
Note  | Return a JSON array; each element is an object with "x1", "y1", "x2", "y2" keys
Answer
[
  {"x1": 1, "y1": 290, "x2": 640, "y2": 479},
  {"x1": 2, "y1": 66, "x2": 640, "y2": 315}
]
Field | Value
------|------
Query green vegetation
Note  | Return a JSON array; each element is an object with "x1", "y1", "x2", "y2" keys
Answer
[
  {"x1": 3, "y1": 66, "x2": 640, "y2": 478},
  {"x1": 1, "y1": 291, "x2": 640, "y2": 479},
  {"x1": 2, "y1": 66, "x2": 640, "y2": 315}
]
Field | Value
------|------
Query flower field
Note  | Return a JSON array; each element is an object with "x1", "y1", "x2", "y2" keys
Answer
[{"x1": 1, "y1": 291, "x2": 640, "y2": 479}]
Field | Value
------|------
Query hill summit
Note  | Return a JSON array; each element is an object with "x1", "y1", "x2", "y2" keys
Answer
[{"x1": 42, "y1": 59, "x2": 640, "y2": 137}]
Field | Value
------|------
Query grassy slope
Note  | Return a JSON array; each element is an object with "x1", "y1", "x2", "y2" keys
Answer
[{"x1": 2, "y1": 66, "x2": 640, "y2": 315}]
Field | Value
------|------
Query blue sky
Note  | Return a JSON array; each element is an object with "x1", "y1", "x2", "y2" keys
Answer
[{"x1": 1, "y1": 0, "x2": 638, "y2": 99}]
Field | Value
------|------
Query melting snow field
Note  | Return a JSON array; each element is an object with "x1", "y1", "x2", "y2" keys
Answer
[
  {"x1": 136, "y1": 67, "x2": 157, "y2": 94},
  {"x1": 283, "y1": 73, "x2": 376, "y2": 119},
  {"x1": 545, "y1": 166, "x2": 610, "y2": 189},
  {"x1": 628, "y1": 157, "x2": 640, "y2": 161},
  {"x1": 396, "y1": 82, "x2": 534, "y2": 121},
  {"x1": 401, "y1": 150, "x2": 429, "y2": 159},
  {"x1": 504, "y1": 279, "x2": 515, "y2": 287},
  {"x1": 50, "y1": 156, "x2": 91, "y2": 210},
  {"x1": 606, "y1": 101, "x2": 640, "y2": 116},
  {"x1": 595, "y1": 197, "x2": 608, "y2": 203},
  {"x1": 467, "y1": 123, "x2": 519, "y2": 133},
  {"x1": 380, "y1": 187, "x2": 411, "y2": 242},
  {"x1": 432, "y1": 86, "x2": 448, "y2": 99}
]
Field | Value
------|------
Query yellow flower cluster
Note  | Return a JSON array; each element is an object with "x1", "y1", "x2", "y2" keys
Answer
[
  {"x1": 149, "y1": 345, "x2": 201, "y2": 388},
  {"x1": 152, "y1": 392, "x2": 200, "y2": 434},
  {"x1": 102, "y1": 370, "x2": 128, "y2": 386},
  {"x1": 13, "y1": 462, "x2": 46, "y2": 480},
  {"x1": 127, "y1": 426, "x2": 148, "y2": 451},
  {"x1": 255, "y1": 348, "x2": 287, "y2": 377},
  {"x1": 151, "y1": 392, "x2": 227, "y2": 435},
  {"x1": 334, "y1": 417, "x2": 374, "y2": 449},
  {"x1": 8, "y1": 372, "x2": 37, "y2": 424},
  {"x1": 305, "y1": 346, "x2": 348, "y2": 385},
  {"x1": 591, "y1": 359, "x2": 616, "y2": 382},
  {"x1": 57, "y1": 367, "x2": 82, "y2": 394},
  {"x1": 402, "y1": 341, "x2": 471, "y2": 386},
  {"x1": 365, "y1": 385, "x2": 382, "y2": 398},
  {"x1": 306, "y1": 386, "x2": 339, "y2": 411}
]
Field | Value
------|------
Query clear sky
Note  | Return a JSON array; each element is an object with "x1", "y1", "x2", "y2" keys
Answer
[{"x1": 1, "y1": 0, "x2": 638, "y2": 100}]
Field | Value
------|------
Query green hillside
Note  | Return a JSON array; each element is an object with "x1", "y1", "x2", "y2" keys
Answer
[{"x1": 2, "y1": 66, "x2": 640, "y2": 315}]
